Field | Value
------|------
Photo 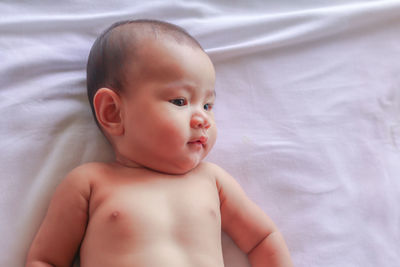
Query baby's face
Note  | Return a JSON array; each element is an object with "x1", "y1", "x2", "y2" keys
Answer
[{"x1": 117, "y1": 38, "x2": 217, "y2": 174}]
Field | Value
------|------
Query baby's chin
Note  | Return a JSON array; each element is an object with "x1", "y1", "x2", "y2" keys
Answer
[
  {"x1": 142, "y1": 154, "x2": 207, "y2": 175},
  {"x1": 150, "y1": 159, "x2": 203, "y2": 175},
  {"x1": 116, "y1": 151, "x2": 208, "y2": 175}
]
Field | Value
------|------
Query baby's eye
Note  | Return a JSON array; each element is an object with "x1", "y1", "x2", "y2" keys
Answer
[
  {"x1": 204, "y1": 103, "x2": 213, "y2": 111},
  {"x1": 169, "y1": 98, "x2": 187, "y2": 106}
]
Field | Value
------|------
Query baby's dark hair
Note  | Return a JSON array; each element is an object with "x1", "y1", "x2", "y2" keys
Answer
[{"x1": 86, "y1": 19, "x2": 204, "y2": 127}]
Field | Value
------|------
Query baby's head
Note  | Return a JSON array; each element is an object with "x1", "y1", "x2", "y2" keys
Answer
[{"x1": 87, "y1": 19, "x2": 217, "y2": 174}]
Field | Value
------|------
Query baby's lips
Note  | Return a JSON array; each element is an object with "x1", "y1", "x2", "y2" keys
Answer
[{"x1": 189, "y1": 135, "x2": 208, "y2": 144}]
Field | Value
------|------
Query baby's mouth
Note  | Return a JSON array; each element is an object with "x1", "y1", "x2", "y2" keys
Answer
[{"x1": 188, "y1": 136, "x2": 208, "y2": 146}]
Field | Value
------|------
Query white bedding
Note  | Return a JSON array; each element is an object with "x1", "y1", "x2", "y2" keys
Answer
[{"x1": 1, "y1": 1, "x2": 400, "y2": 266}]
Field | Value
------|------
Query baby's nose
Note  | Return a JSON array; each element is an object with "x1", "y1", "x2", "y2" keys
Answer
[{"x1": 190, "y1": 114, "x2": 210, "y2": 129}]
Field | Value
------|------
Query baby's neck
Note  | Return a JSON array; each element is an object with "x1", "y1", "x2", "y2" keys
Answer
[{"x1": 114, "y1": 154, "x2": 144, "y2": 169}]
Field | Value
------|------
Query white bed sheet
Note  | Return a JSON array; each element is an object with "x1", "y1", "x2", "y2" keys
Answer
[{"x1": 1, "y1": 1, "x2": 400, "y2": 266}]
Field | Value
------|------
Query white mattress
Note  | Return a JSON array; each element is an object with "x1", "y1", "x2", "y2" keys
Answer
[{"x1": 1, "y1": 1, "x2": 400, "y2": 266}]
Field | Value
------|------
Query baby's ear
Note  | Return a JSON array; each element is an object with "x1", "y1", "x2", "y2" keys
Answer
[{"x1": 93, "y1": 88, "x2": 124, "y2": 136}]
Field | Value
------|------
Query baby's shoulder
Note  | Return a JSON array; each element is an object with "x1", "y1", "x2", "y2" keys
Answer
[
  {"x1": 197, "y1": 161, "x2": 236, "y2": 186},
  {"x1": 195, "y1": 161, "x2": 227, "y2": 178},
  {"x1": 62, "y1": 162, "x2": 112, "y2": 186},
  {"x1": 71, "y1": 161, "x2": 112, "y2": 175}
]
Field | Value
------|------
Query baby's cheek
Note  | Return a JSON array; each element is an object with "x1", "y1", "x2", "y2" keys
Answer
[{"x1": 161, "y1": 119, "x2": 187, "y2": 142}]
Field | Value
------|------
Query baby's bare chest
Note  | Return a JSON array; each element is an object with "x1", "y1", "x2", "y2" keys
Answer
[
  {"x1": 79, "y1": 168, "x2": 225, "y2": 266},
  {"x1": 87, "y1": 173, "x2": 221, "y2": 243}
]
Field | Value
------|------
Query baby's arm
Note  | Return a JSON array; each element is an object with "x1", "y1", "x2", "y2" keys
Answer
[
  {"x1": 213, "y1": 163, "x2": 293, "y2": 267},
  {"x1": 26, "y1": 166, "x2": 91, "y2": 267}
]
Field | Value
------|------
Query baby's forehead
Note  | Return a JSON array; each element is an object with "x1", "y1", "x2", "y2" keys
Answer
[{"x1": 104, "y1": 21, "x2": 213, "y2": 91}]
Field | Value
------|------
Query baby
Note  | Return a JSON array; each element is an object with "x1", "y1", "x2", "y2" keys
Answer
[{"x1": 26, "y1": 19, "x2": 293, "y2": 267}]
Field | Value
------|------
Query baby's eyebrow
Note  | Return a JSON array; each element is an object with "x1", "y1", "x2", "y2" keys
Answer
[
  {"x1": 207, "y1": 89, "x2": 216, "y2": 99},
  {"x1": 179, "y1": 85, "x2": 216, "y2": 97},
  {"x1": 162, "y1": 84, "x2": 215, "y2": 99}
]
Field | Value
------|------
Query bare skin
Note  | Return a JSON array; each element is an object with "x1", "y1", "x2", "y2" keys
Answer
[
  {"x1": 26, "y1": 24, "x2": 293, "y2": 267},
  {"x1": 27, "y1": 161, "x2": 291, "y2": 267}
]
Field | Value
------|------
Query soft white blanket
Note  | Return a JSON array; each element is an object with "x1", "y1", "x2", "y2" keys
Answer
[{"x1": 1, "y1": 1, "x2": 400, "y2": 266}]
